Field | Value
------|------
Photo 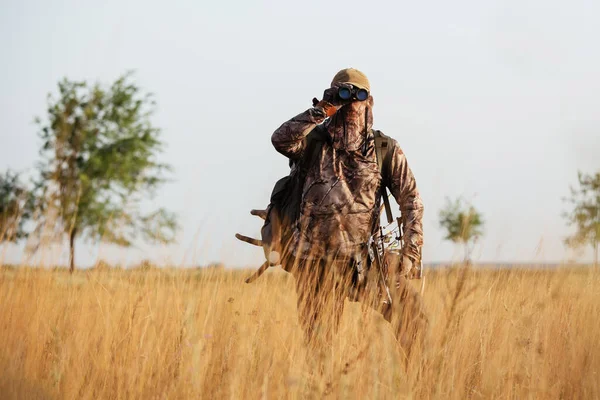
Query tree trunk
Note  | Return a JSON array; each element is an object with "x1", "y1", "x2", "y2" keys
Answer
[
  {"x1": 463, "y1": 243, "x2": 470, "y2": 266},
  {"x1": 69, "y1": 227, "x2": 77, "y2": 273}
]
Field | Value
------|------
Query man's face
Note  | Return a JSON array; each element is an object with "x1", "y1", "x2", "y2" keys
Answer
[
  {"x1": 334, "y1": 90, "x2": 373, "y2": 129},
  {"x1": 343, "y1": 94, "x2": 373, "y2": 118},
  {"x1": 327, "y1": 89, "x2": 374, "y2": 150}
]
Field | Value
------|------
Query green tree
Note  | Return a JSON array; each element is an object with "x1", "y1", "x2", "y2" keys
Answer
[
  {"x1": 563, "y1": 171, "x2": 600, "y2": 267},
  {"x1": 0, "y1": 170, "x2": 32, "y2": 242},
  {"x1": 438, "y1": 197, "x2": 484, "y2": 263},
  {"x1": 31, "y1": 72, "x2": 178, "y2": 272}
]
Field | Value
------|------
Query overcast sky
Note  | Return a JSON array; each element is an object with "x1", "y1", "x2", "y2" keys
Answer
[{"x1": 1, "y1": 0, "x2": 599, "y2": 268}]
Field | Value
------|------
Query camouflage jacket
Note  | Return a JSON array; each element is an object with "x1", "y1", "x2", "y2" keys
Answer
[{"x1": 271, "y1": 106, "x2": 424, "y2": 263}]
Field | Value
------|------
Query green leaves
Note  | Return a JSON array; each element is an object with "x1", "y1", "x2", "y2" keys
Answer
[
  {"x1": 438, "y1": 197, "x2": 484, "y2": 263},
  {"x1": 563, "y1": 171, "x2": 600, "y2": 266},
  {"x1": 0, "y1": 171, "x2": 32, "y2": 242},
  {"x1": 32, "y1": 72, "x2": 178, "y2": 269}
]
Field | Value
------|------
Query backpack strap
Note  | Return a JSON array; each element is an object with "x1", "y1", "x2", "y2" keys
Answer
[{"x1": 373, "y1": 129, "x2": 394, "y2": 224}]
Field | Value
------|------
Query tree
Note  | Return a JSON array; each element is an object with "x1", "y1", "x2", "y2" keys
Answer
[
  {"x1": 31, "y1": 72, "x2": 178, "y2": 272},
  {"x1": 563, "y1": 171, "x2": 600, "y2": 268},
  {"x1": 0, "y1": 170, "x2": 32, "y2": 243},
  {"x1": 438, "y1": 197, "x2": 484, "y2": 264}
]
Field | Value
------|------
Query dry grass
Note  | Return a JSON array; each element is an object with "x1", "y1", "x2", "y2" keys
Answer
[{"x1": 0, "y1": 264, "x2": 599, "y2": 399}]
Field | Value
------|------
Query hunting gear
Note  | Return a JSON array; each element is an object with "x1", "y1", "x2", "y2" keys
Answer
[{"x1": 236, "y1": 68, "x2": 428, "y2": 352}]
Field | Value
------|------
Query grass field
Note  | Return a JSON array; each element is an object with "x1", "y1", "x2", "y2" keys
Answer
[{"x1": 0, "y1": 264, "x2": 599, "y2": 399}]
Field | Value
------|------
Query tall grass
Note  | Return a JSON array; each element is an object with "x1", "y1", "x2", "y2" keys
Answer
[{"x1": 0, "y1": 264, "x2": 598, "y2": 399}]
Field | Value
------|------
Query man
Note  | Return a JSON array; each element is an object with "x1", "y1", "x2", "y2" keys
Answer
[{"x1": 270, "y1": 68, "x2": 427, "y2": 353}]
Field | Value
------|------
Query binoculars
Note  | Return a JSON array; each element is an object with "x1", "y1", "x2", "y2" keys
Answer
[{"x1": 338, "y1": 84, "x2": 369, "y2": 101}]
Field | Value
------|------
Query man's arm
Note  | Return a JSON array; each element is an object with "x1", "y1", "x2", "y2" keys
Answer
[
  {"x1": 270, "y1": 108, "x2": 327, "y2": 159},
  {"x1": 386, "y1": 142, "x2": 424, "y2": 263},
  {"x1": 271, "y1": 87, "x2": 345, "y2": 159}
]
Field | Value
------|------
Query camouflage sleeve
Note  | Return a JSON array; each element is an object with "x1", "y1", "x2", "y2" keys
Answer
[
  {"x1": 386, "y1": 142, "x2": 424, "y2": 262},
  {"x1": 271, "y1": 107, "x2": 328, "y2": 159}
]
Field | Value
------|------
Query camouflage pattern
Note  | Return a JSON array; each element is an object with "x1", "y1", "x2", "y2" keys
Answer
[
  {"x1": 264, "y1": 78, "x2": 428, "y2": 352},
  {"x1": 291, "y1": 248, "x2": 429, "y2": 355},
  {"x1": 271, "y1": 97, "x2": 424, "y2": 264}
]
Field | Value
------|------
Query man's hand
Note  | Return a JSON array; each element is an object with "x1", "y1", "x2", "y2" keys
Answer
[{"x1": 313, "y1": 84, "x2": 351, "y2": 117}]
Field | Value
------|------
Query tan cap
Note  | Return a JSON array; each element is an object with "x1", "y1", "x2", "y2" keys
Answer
[{"x1": 330, "y1": 68, "x2": 370, "y2": 92}]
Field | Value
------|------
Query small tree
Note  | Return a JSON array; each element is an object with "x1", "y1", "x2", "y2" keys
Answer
[
  {"x1": 31, "y1": 72, "x2": 178, "y2": 272},
  {"x1": 563, "y1": 171, "x2": 600, "y2": 267},
  {"x1": 438, "y1": 197, "x2": 484, "y2": 264},
  {"x1": 0, "y1": 171, "x2": 32, "y2": 243}
]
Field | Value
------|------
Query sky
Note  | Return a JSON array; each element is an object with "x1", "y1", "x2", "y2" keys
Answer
[{"x1": 1, "y1": 0, "x2": 599, "y2": 268}]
